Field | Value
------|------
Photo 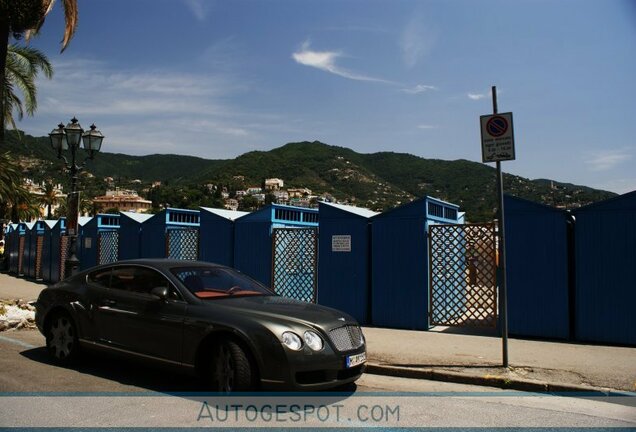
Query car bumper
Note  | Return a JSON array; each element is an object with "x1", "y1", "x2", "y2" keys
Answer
[{"x1": 260, "y1": 345, "x2": 367, "y2": 391}]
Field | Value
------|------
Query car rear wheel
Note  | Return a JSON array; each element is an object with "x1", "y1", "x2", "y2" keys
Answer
[
  {"x1": 210, "y1": 340, "x2": 252, "y2": 393},
  {"x1": 46, "y1": 313, "x2": 79, "y2": 364}
]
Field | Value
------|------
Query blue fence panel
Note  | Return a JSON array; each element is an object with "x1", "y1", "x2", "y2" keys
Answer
[
  {"x1": 573, "y1": 191, "x2": 636, "y2": 345},
  {"x1": 504, "y1": 195, "x2": 570, "y2": 339}
]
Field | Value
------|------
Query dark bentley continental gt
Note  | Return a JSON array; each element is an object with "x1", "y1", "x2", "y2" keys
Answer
[{"x1": 34, "y1": 260, "x2": 366, "y2": 392}]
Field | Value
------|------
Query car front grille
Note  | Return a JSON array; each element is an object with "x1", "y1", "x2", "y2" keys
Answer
[{"x1": 328, "y1": 325, "x2": 364, "y2": 352}]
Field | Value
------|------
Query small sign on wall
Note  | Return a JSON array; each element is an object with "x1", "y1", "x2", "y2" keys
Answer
[
  {"x1": 332, "y1": 235, "x2": 351, "y2": 252},
  {"x1": 84, "y1": 237, "x2": 93, "y2": 249}
]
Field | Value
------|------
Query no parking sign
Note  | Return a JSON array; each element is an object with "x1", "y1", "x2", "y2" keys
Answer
[{"x1": 480, "y1": 112, "x2": 515, "y2": 163}]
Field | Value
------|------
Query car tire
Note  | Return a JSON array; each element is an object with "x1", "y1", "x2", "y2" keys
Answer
[
  {"x1": 45, "y1": 312, "x2": 79, "y2": 364},
  {"x1": 210, "y1": 340, "x2": 252, "y2": 393}
]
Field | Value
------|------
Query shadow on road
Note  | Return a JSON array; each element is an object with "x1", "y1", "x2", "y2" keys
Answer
[{"x1": 19, "y1": 346, "x2": 357, "y2": 400}]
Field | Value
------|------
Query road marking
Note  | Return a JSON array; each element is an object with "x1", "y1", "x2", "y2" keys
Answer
[{"x1": 0, "y1": 334, "x2": 37, "y2": 349}]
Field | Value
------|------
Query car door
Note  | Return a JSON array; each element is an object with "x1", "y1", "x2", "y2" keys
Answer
[{"x1": 93, "y1": 265, "x2": 186, "y2": 364}]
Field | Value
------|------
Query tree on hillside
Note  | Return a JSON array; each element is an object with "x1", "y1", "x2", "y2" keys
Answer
[
  {"x1": 0, "y1": 0, "x2": 78, "y2": 147},
  {"x1": 3, "y1": 44, "x2": 53, "y2": 135}
]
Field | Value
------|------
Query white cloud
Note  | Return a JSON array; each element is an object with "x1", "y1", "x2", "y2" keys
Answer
[
  {"x1": 402, "y1": 84, "x2": 437, "y2": 94},
  {"x1": 292, "y1": 41, "x2": 392, "y2": 84},
  {"x1": 400, "y1": 15, "x2": 436, "y2": 68},
  {"x1": 183, "y1": 0, "x2": 208, "y2": 21},
  {"x1": 585, "y1": 149, "x2": 632, "y2": 172},
  {"x1": 467, "y1": 93, "x2": 487, "y2": 100},
  {"x1": 417, "y1": 124, "x2": 437, "y2": 129},
  {"x1": 22, "y1": 57, "x2": 304, "y2": 159}
]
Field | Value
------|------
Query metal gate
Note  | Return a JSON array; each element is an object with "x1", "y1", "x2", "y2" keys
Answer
[
  {"x1": 272, "y1": 228, "x2": 317, "y2": 303},
  {"x1": 429, "y1": 223, "x2": 497, "y2": 327},
  {"x1": 166, "y1": 228, "x2": 199, "y2": 260},
  {"x1": 59, "y1": 236, "x2": 70, "y2": 280},
  {"x1": 35, "y1": 236, "x2": 44, "y2": 279},
  {"x1": 18, "y1": 236, "x2": 25, "y2": 276},
  {"x1": 98, "y1": 231, "x2": 119, "y2": 265}
]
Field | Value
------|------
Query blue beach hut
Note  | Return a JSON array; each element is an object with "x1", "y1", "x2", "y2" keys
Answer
[
  {"x1": 317, "y1": 202, "x2": 378, "y2": 324},
  {"x1": 199, "y1": 207, "x2": 249, "y2": 267},
  {"x1": 234, "y1": 204, "x2": 319, "y2": 301},
  {"x1": 371, "y1": 196, "x2": 462, "y2": 330},
  {"x1": 140, "y1": 208, "x2": 200, "y2": 260},
  {"x1": 118, "y1": 211, "x2": 153, "y2": 260},
  {"x1": 79, "y1": 214, "x2": 120, "y2": 270}
]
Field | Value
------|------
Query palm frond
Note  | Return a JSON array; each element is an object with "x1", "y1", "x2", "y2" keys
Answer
[
  {"x1": 25, "y1": 0, "x2": 78, "y2": 52},
  {"x1": 3, "y1": 44, "x2": 53, "y2": 127}
]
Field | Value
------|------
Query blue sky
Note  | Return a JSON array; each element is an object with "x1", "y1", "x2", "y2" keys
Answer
[{"x1": 16, "y1": 0, "x2": 636, "y2": 193}]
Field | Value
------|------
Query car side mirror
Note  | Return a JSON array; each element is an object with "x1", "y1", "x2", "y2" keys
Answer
[{"x1": 150, "y1": 286, "x2": 169, "y2": 301}]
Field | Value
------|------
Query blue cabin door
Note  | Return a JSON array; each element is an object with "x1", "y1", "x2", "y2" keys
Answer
[
  {"x1": 271, "y1": 228, "x2": 317, "y2": 303},
  {"x1": 429, "y1": 223, "x2": 497, "y2": 327}
]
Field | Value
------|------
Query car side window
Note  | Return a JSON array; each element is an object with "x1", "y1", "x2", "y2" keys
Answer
[
  {"x1": 88, "y1": 268, "x2": 111, "y2": 288},
  {"x1": 110, "y1": 266, "x2": 182, "y2": 300}
]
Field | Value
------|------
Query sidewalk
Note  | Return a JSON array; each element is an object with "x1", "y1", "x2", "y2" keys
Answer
[
  {"x1": 1, "y1": 272, "x2": 634, "y2": 393},
  {"x1": 363, "y1": 326, "x2": 636, "y2": 394}
]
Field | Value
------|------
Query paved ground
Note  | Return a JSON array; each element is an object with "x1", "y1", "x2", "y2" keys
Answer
[
  {"x1": 1, "y1": 271, "x2": 635, "y2": 393},
  {"x1": 364, "y1": 327, "x2": 636, "y2": 393},
  {"x1": 0, "y1": 274, "x2": 47, "y2": 301},
  {"x1": 0, "y1": 330, "x2": 634, "y2": 428}
]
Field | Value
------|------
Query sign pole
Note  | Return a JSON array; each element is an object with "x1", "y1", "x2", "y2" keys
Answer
[{"x1": 491, "y1": 86, "x2": 509, "y2": 368}]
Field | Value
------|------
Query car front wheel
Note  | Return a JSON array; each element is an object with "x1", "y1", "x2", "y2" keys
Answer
[
  {"x1": 210, "y1": 340, "x2": 252, "y2": 393},
  {"x1": 46, "y1": 312, "x2": 79, "y2": 364}
]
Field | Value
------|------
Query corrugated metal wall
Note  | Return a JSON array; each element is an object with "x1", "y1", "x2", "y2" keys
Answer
[
  {"x1": 573, "y1": 191, "x2": 636, "y2": 345},
  {"x1": 317, "y1": 203, "x2": 375, "y2": 324},
  {"x1": 504, "y1": 195, "x2": 571, "y2": 339}
]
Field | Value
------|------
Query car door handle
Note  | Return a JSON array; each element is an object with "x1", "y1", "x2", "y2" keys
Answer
[{"x1": 103, "y1": 299, "x2": 117, "y2": 306}]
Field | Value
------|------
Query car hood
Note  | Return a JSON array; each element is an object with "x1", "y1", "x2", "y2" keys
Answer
[{"x1": 203, "y1": 295, "x2": 356, "y2": 330}]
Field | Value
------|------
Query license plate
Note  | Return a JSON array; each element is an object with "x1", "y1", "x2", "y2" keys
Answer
[{"x1": 346, "y1": 352, "x2": 366, "y2": 368}]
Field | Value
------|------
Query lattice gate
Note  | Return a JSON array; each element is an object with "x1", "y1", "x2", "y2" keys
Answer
[
  {"x1": 166, "y1": 228, "x2": 199, "y2": 260},
  {"x1": 18, "y1": 236, "x2": 25, "y2": 276},
  {"x1": 272, "y1": 228, "x2": 317, "y2": 303},
  {"x1": 429, "y1": 223, "x2": 497, "y2": 327},
  {"x1": 59, "y1": 236, "x2": 70, "y2": 280},
  {"x1": 98, "y1": 231, "x2": 119, "y2": 265},
  {"x1": 35, "y1": 236, "x2": 44, "y2": 279}
]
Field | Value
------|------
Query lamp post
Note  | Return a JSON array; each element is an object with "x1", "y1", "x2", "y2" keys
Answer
[{"x1": 49, "y1": 117, "x2": 104, "y2": 278}]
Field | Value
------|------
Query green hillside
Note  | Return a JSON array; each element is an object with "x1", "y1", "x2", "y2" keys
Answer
[{"x1": 4, "y1": 133, "x2": 617, "y2": 222}]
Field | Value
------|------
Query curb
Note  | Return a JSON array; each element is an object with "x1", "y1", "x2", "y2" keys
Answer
[{"x1": 365, "y1": 363, "x2": 631, "y2": 396}]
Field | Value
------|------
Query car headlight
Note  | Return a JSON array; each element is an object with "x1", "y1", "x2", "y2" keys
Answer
[
  {"x1": 303, "y1": 331, "x2": 324, "y2": 351},
  {"x1": 281, "y1": 331, "x2": 302, "y2": 351}
]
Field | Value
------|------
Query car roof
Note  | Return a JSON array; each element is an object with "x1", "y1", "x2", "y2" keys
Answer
[{"x1": 104, "y1": 259, "x2": 226, "y2": 271}]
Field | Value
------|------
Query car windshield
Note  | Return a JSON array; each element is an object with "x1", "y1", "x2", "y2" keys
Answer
[{"x1": 171, "y1": 266, "x2": 274, "y2": 299}]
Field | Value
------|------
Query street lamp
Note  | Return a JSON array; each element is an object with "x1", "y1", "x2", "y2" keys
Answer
[{"x1": 49, "y1": 117, "x2": 105, "y2": 278}]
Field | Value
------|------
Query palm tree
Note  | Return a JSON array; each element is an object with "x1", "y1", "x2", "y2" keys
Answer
[
  {"x1": 0, "y1": 151, "x2": 35, "y2": 222},
  {"x1": 4, "y1": 44, "x2": 53, "y2": 134},
  {"x1": 0, "y1": 0, "x2": 78, "y2": 147},
  {"x1": 38, "y1": 180, "x2": 58, "y2": 219}
]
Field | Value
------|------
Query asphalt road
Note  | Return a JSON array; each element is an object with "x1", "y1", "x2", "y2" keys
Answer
[{"x1": 0, "y1": 329, "x2": 634, "y2": 428}]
